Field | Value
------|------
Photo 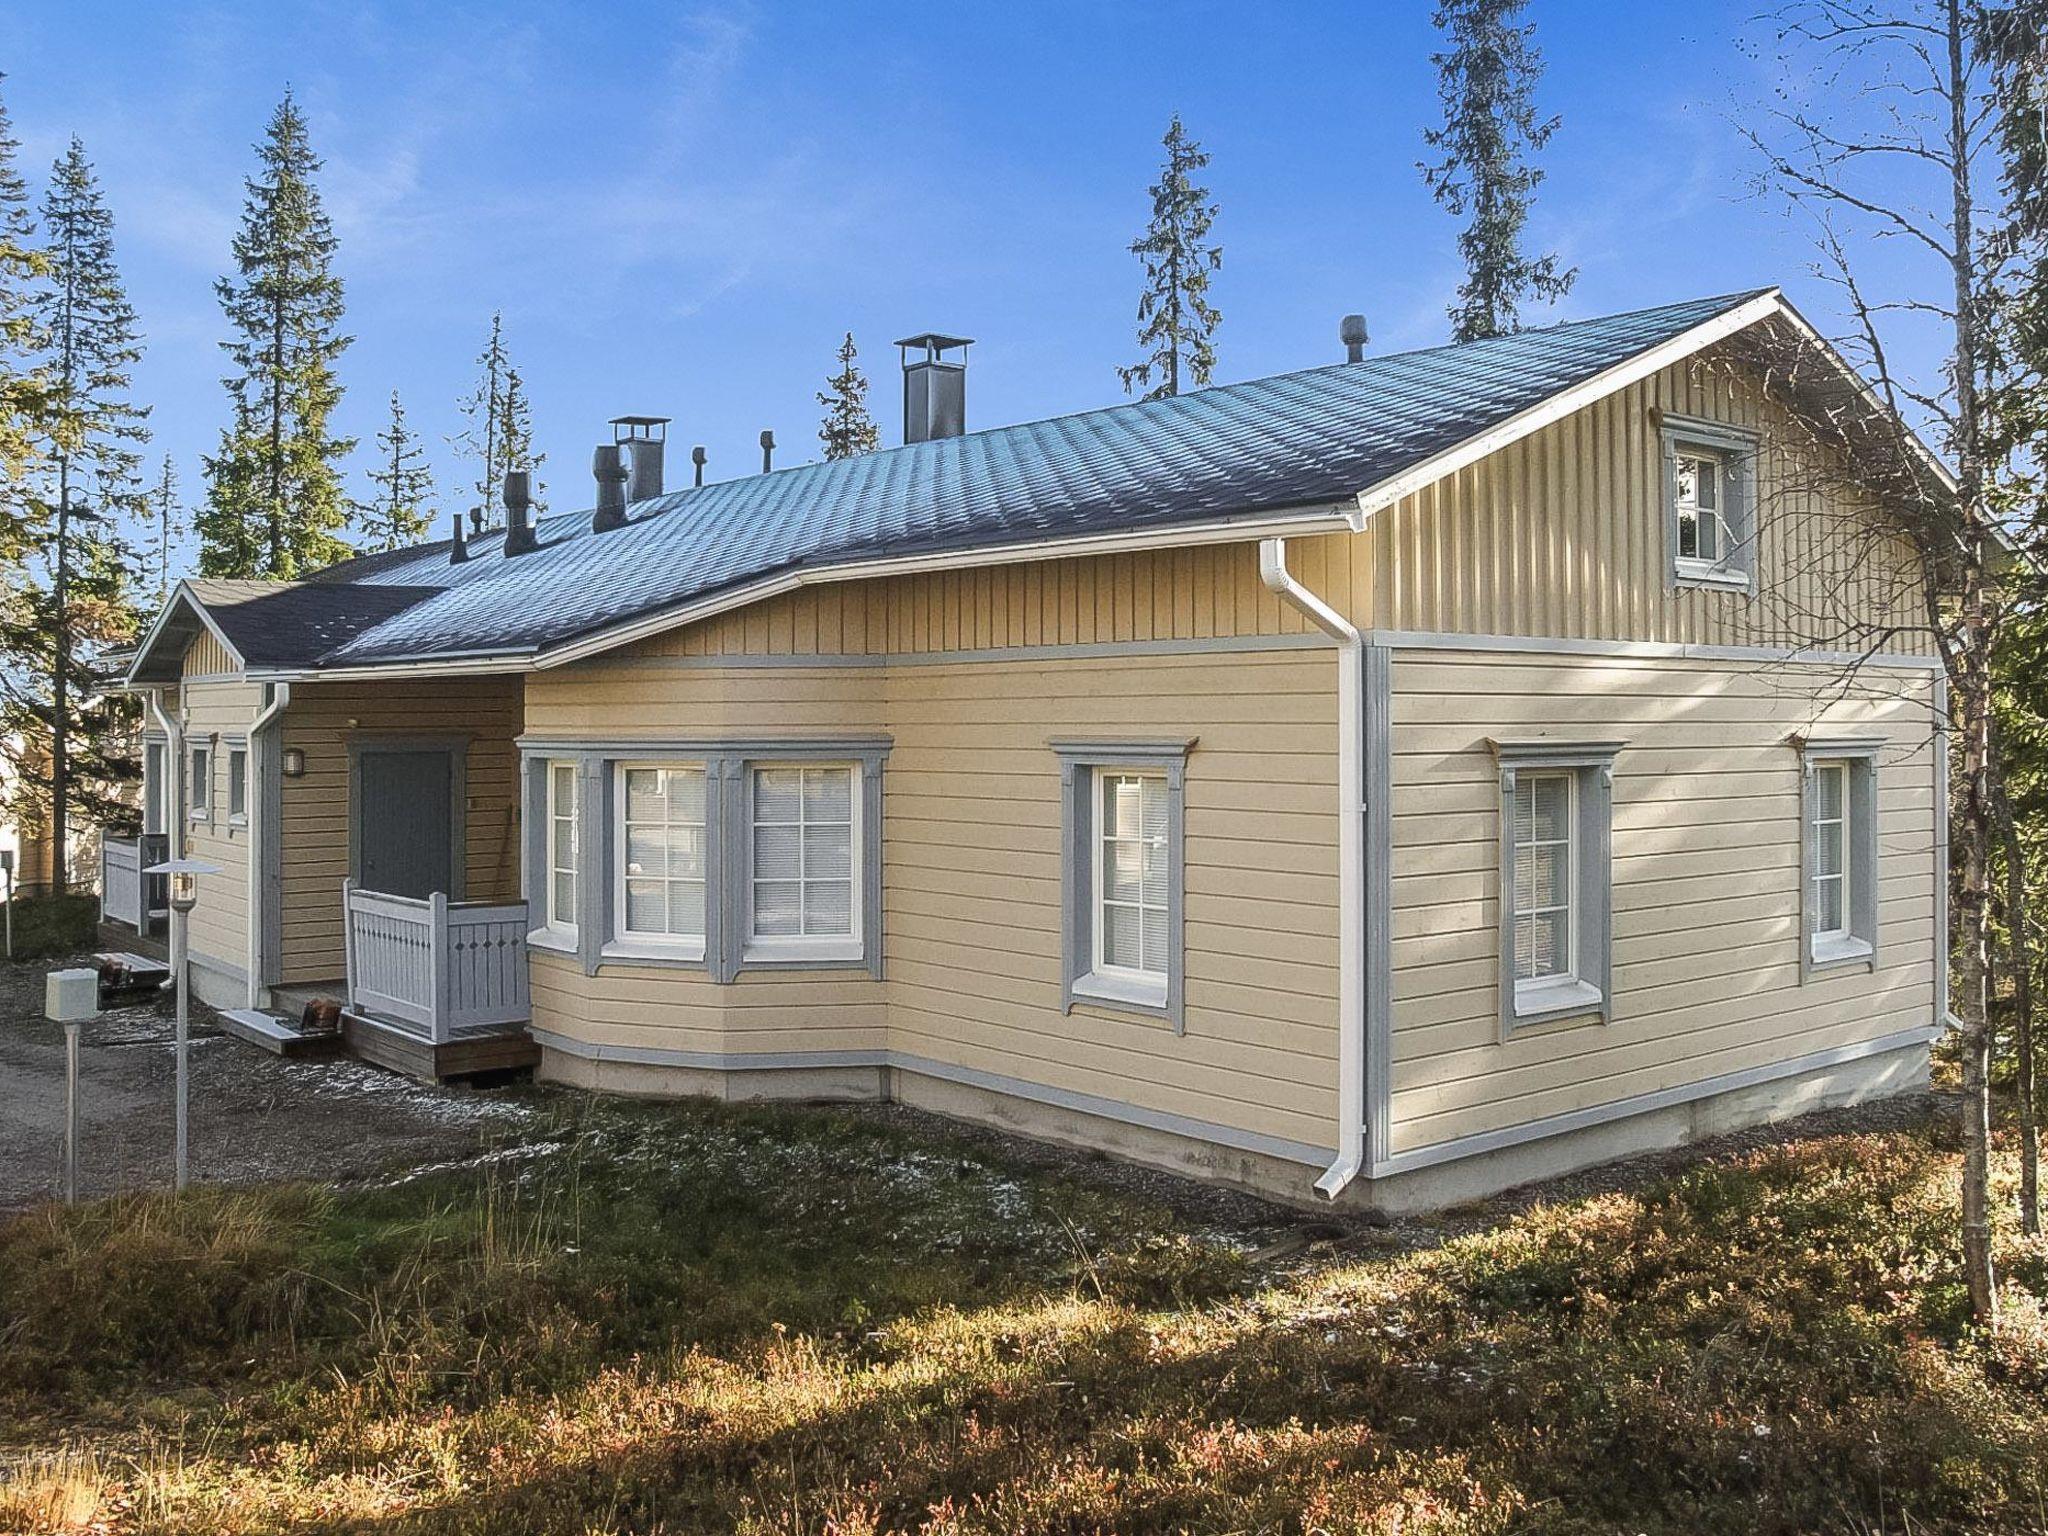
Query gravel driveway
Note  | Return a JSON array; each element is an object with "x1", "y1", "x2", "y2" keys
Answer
[{"x1": 0, "y1": 951, "x2": 538, "y2": 1212}]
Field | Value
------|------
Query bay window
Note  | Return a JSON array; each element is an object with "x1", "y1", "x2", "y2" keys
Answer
[{"x1": 617, "y1": 764, "x2": 708, "y2": 953}]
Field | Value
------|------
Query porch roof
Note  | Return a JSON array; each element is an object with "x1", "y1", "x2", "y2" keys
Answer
[{"x1": 124, "y1": 287, "x2": 1945, "y2": 682}]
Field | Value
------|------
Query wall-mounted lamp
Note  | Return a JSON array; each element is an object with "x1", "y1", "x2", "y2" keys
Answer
[{"x1": 282, "y1": 748, "x2": 306, "y2": 778}]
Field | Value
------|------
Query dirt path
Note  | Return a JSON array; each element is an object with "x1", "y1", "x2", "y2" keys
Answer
[{"x1": 0, "y1": 952, "x2": 537, "y2": 1212}]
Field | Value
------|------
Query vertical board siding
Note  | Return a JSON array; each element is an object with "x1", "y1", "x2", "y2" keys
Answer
[
  {"x1": 277, "y1": 677, "x2": 524, "y2": 984},
  {"x1": 1348, "y1": 350, "x2": 1928, "y2": 654},
  {"x1": 520, "y1": 648, "x2": 1344, "y2": 1152},
  {"x1": 182, "y1": 630, "x2": 235, "y2": 677},
  {"x1": 1384, "y1": 649, "x2": 1940, "y2": 1158}
]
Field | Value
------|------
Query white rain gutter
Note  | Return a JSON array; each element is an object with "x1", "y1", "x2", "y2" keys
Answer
[
  {"x1": 1258, "y1": 536, "x2": 1364, "y2": 1199},
  {"x1": 244, "y1": 681, "x2": 290, "y2": 1007}
]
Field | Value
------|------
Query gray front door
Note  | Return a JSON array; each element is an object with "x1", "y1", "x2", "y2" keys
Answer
[{"x1": 357, "y1": 749, "x2": 456, "y2": 899}]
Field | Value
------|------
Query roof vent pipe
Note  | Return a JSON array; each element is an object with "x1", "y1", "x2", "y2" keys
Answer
[
  {"x1": 449, "y1": 514, "x2": 469, "y2": 564},
  {"x1": 692, "y1": 445, "x2": 707, "y2": 487},
  {"x1": 502, "y1": 471, "x2": 539, "y2": 556},
  {"x1": 897, "y1": 332, "x2": 972, "y2": 443},
  {"x1": 760, "y1": 429, "x2": 775, "y2": 473},
  {"x1": 1341, "y1": 314, "x2": 1369, "y2": 364},
  {"x1": 610, "y1": 416, "x2": 669, "y2": 502},
  {"x1": 592, "y1": 443, "x2": 629, "y2": 532}
]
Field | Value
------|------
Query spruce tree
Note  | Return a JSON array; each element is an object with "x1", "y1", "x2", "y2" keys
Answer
[
  {"x1": 360, "y1": 390, "x2": 434, "y2": 551},
  {"x1": 203, "y1": 88, "x2": 353, "y2": 576},
  {"x1": 146, "y1": 455, "x2": 183, "y2": 599},
  {"x1": 3, "y1": 135, "x2": 148, "y2": 892},
  {"x1": 452, "y1": 314, "x2": 544, "y2": 526},
  {"x1": 817, "y1": 332, "x2": 880, "y2": 459},
  {"x1": 1421, "y1": 0, "x2": 1576, "y2": 342},
  {"x1": 0, "y1": 73, "x2": 51, "y2": 559},
  {"x1": 1118, "y1": 116, "x2": 1222, "y2": 401}
]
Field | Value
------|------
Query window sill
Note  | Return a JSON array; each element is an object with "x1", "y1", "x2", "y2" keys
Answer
[
  {"x1": 1673, "y1": 561, "x2": 1753, "y2": 593},
  {"x1": 601, "y1": 937, "x2": 706, "y2": 968},
  {"x1": 227, "y1": 814, "x2": 248, "y2": 829},
  {"x1": 1809, "y1": 934, "x2": 1875, "y2": 972},
  {"x1": 1511, "y1": 976, "x2": 1605, "y2": 1026},
  {"x1": 526, "y1": 927, "x2": 577, "y2": 956},
  {"x1": 742, "y1": 936, "x2": 866, "y2": 968},
  {"x1": 1069, "y1": 969, "x2": 1172, "y2": 1022}
]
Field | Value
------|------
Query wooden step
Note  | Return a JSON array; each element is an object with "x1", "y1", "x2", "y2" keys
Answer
[{"x1": 218, "y1": 1008, "x2": 345, "y2": 1059}]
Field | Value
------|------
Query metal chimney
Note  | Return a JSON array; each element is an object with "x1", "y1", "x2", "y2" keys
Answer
[
  {"x1": 449, "y1": 514, "x2": 469, "y2": 564},
  {"x1": 502, "y1": 471, "x2": 538, "y2": 556},
  {"x1": 896, "y1": 333, "x2": 972, "y2": 444},
  {"x1": 760, "y1": 429, "x2": 776, "y2": 473},
  {"x1": 1341, "y1": 314, "x2": 1369, "y2": 364},
  {"x1": 592, "y1": 444, "x2": 629, "y2": 532},
  {"x1": 610, "y1": 416, "x2": 670, "y2": 501},
  {"x1": 692, "y1": 445, "x2": 708, "y2": 487}
]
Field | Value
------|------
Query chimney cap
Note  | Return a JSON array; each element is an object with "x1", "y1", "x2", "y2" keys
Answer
[
  {"x1": 610, "y1": 415, "x2": 670, "y2": 442},
  {"x1": 895, "y1": 333, "x2": 973, "y2": 358}
]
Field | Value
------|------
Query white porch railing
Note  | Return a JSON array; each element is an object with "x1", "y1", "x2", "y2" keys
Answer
[
  {"x1": 341, "y1": 879, "x2": 530, "y2": 1044},
  {"x1": 99, "y1": 833, "x2": 168, "y2": 929}
]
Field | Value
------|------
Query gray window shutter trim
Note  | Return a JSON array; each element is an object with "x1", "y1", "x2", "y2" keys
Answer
[
  {"x1": 1795, "y1": 735, "x2": 1884, "y2": 981},
  {"x1": 1054, "y1": 739, "x2": 1194, "y2": 1033},
  {"x1": 577, "y1": 757, "x2": 608, "y2": 976},
  {"x1": 1491, "y1": 738, "x2": 1622, "y2": 1038},
  {"x1": 520, "y1": 756, "x2": 548, "y2": 917}
]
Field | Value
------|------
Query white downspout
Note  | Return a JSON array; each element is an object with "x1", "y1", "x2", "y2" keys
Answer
[
  {"x1": 1259, "y1": 537, "x2": 1365, "y2": 1199},
  {"x1": 245, "y1": 682, "x2": 291, "y2": 1007},
  {"x1": 144, "y1": 687, "x2": 184, "y2": 838}
]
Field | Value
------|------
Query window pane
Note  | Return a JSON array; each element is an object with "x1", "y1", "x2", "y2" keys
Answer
[
  {"x1": 1527, "y1": 845, "x2": 1568, "y2": 910},
  {"x1": 803, "y1": 879, "x2": 853, "y2": 936},
  {"x1": 625, "y1": 879, "x2": 665, "y2": 932},
  {"x1": 625, "y1": 768, "x2": 663, "y2": 821},
  {"x1": 1526, "y1": 910, "x2": 1569, "y2": 978},
  {"x1": 1815, "y1": 819, "x2": 1844, "y2": 879},
  {"x1": 1528, "y1": 776, "x2": 1569, "y2": 841},
  {"x1": 666, "y1": 767, "x2": 706, "y2": 822},
  {"x1": 755, "y1": 768, "x2": 801, "y2": 823},
  {"x1": 553, "y1": 814, "x2": 576, "y2": 870},
  {"x1": 666, "y1": 825, "x2": 705, "y2": 880},
  {"x1": 1140, "y1": 777, "x2": 1167, "y2": 841},
  {"x1": 803, "y1": 823, "x2": 852, "y2": 879},
  {"x1": 803, "y1": 767, "x2": 852, "y2": 822},
  {"x1": 1815, "y1": 875, "x2": 1845, "y2": 935},
  {"x1": 1102, "y1": 903, "x2": 1142, "y2": 970},
  {"x1": 754, "y1": 880, "x2": 801, "y2": 936},
  {"x1": 552, "y1": 763, "x2": 574, "y2": 809},
  {"x1": 1140, "y1": 904, "x2": 1168, "y2": 974},
  {"x1": 1512, "y1": 776, "x2": 1534, "y2": 845},
  {"x1": 1696, "y1": 458, "x2": 1718, "y2": 510},
  {"x1": 1106, "y1": 838, "x2": 1144, "y2": 903},
  {"x1": 669, "y1": 880, "x2": 706, "y2": 938},
  {"x1": 1815, "y1": 764, "x2": 1845, "y2": 819},
  {"x1": 1142, "y1": 836, "x2": 1168, "y2": 902},
  {"x1": 1698, "y1": 509, "x2": 1720, "y2": 562},
  {"x1": 754, "y1": 824, "x2": 801, "y2": 880},
  {"x1": 1676, "y1": 458, "x2": 1698, "y2": 506},
  {"x1": 552, "y1": 872, "x2": 576, "y2": 926},
  {"x1": 1678, "y1": 510, "x2": 1699, "y2": 559},
  {"x1": 625, "y1": 825, "x2": 664, "y2": 877}
]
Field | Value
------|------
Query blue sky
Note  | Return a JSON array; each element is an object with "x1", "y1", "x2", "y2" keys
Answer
[{"x1": 5, "y1": 1, "x2": 1948, "y2": 557}]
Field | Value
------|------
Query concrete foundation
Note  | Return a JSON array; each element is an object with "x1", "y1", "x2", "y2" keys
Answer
[{"x1": 532, "y1": 1033, "x2": 1934, "y2": 1213}]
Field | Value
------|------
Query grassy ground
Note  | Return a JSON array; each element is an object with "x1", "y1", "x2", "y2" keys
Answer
[{"x1": 2, "y1": 1092, "x2": 2047, "y2": 1535}]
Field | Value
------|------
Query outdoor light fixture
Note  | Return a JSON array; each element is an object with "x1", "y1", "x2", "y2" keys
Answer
[
  {"x1": 144, "y1": 857, "x2": 220, "y2": 1192},
  {"x1": 281, "y1": 747, "x2": 305, "y2": 778}
]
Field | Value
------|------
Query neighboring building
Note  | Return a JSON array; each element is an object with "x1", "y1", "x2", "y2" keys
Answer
[{"x1": 106, "y1": 292, "x2": 1951, "y2": 1211}]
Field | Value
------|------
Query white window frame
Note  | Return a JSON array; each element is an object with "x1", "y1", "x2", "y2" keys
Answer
[
  {"x1": 544, "y1": 758, "x2": 579, "y2": 939},
  {"x1": 226, "y1": 741, "x2": 249, "y2": 826},
  {"x1": 1492, "y1": 737, "x2": 1622, "y2": 1035},
  {"x1": 1088, "y1": 767, "x2": 1173, "y2": 1010},
  {"x1": 743, "y1": 760, "x2": 864, "y2": 965},
  {"x1": 1662, "y1": 413, "x2": 1758, "y2": 593},
  {"x1": 1797, "y1": 736, "x2": 1882, "y2": 978},
  {"x1": 1508, "y1": 768, "x2": 1579, "y2": 1006},
  {"x1": 187, "y1": 740, "x2": 213, "y2": 825},
  {"x1": 609, "y1": 760, "x2": 710, "y2": 962}
]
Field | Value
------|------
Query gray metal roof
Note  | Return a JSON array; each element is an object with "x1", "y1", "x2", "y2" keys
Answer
[{"x1": 163, "y1": 291, "x2": 1774, "y2": 674}]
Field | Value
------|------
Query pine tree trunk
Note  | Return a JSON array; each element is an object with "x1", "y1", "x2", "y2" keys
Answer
[{"x1": 1957, "y1": 626, "x2": 2000, "y2": 1325}]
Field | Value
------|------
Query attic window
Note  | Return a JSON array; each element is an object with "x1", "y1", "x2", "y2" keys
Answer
[{"x1": 1662, "y1": 414, "x2": 1758, "y2": 592}]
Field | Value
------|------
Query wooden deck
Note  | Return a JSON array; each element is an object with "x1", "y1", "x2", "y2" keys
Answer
[{"x1": 341, "y1": 1009, "x2": 540, "y2": 1083}]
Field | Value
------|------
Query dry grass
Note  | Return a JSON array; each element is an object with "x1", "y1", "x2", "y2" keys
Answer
[{"x1": 2, "y1": 1094, "x2": 2046, "y2": 1534}]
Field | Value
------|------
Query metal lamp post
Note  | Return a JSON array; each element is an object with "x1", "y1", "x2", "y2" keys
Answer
[{"x1": 145, "y1": 856, "x2": 218, "y2": 1191}]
